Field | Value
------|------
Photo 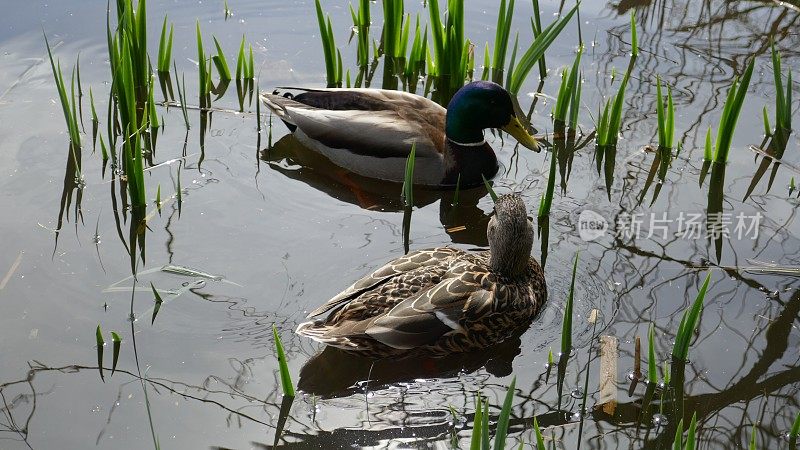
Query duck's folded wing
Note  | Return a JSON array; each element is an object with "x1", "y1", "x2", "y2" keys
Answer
[
  {"x1": 262, "y1": 92, "x2": 444, "y2": 159},
  {"x1": 306, "y1": 248, "x2": 464, "y2": 318},
  {"x1": 364, "y1": 274, "x2": 495, "y2": 350}
]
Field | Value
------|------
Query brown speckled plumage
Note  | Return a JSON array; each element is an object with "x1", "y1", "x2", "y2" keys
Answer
[{"x1": 297, "y1": 193, "x2": 546, "y2": 358}]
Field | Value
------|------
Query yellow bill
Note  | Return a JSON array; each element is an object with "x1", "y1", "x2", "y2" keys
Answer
[{"x1": 501, "y1": 115, "x2": 540, "y2": 152}]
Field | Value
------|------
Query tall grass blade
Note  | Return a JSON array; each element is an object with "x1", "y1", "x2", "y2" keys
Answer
[
  {"x1": 672, "y1": 272, "x2": 711, "y2": 362},
  {"x1": 212, "y1": 37, "x2": 232, "y2": 81},
  {"x1": 111, "y1": 331, "x2": 121, "y2": 376},
  {"x1": 96, "y1": 324, "x2": 105, "y2": 381},
  {"x1": 685, "y1": 412, "x2": 698, "y2": 450},
  {"x1": 713, "y1": 59, "x2": 754, "y2": 163},
  {"x1": 401, "y1": 143, "x2": 416, "y2": 206},
  {"x1": 789, "y1": 411, "x2": 800, "y2": 447},
  {"x1": 491, "y1": 0, "x2": 515, "y2": 83},
  {"x1": 533, "y1": 417, "x2": 545, "y2": 449},
  {"x1": 671, "y1": 418, "x2": 684, "y2": 450},
  {"x1": 561, "y1": 252, "x2": 578, "y2": 356},
  {"x1": 482, "y1": 174, "x2": 498, "y2": 201},
  {"x1": 469, "y1": 396, "x2": 483, "y2": 450},
  {"x1": 538, "y1": 146, "x2": 557, "y2": 217},
  {"x1": 507, "y1": 4, "x2": 578, "y2": 95},
  {"x1": 272, "y1": 325, "x2": 295, "y2": 397},
  {"x1": 157, "y1": 16, "x2": 173, "y2": 73},
  {"x1": 494, "y1": 376, "x2": 516, "y2": 450},
  {"x1": 630, "y1": 10, "x2": 638, "y2": 58},
  {"x1": 531, "y1": 0, "x2": 546, "y2": 79},
  {"x1": 648, "y1": 322, "x2": 657, "y2": 383}
]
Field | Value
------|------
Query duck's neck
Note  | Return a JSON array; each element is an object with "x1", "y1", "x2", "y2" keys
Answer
[
  {"x1": 445, "y1": 108, "x2": 486, "y2": 146},
  {"x1": 489, "y1": 233, "x2": 533, "y2": 279}
]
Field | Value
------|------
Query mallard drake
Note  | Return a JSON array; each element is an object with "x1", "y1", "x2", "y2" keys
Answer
[
  {"x1": 261, "y1": 81, "x2": 539, "y2": 188},
  {"x1": 296, "y1": 193, "x2": 547, "y2": 358}
]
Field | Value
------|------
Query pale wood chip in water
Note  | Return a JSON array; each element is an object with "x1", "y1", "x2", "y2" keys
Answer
[
  {"x1": 0, "y1": 251, "x2": 23, "y2": 291},
  {"x1": 598, "y1": 335, "x2": 618, "y2": 416},
  {"x1": 446, "y1": 225, "x2": 466, "y2": 233}
]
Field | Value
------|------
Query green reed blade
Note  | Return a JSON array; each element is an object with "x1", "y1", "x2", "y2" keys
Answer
[
  {"x1": 89, "y1": 87, "x2": 99, "y2": 124},
  {"x1": 482, "y1": 174, "x2": 498, "y2": 202},
  {"x1": 148, "y1": 76, "x2": 159, "y2": 128},
  {"x1": 99, "y1": 133, "x2": 109, "y2": 161},
  {"x1": 111, "y1": 331, "x2": 121, "y2": 376},
  {"x1": 561, "y1": 252, "x2": 578, "y2": 356},
  {"x1": 247, "y1": 45, "x2": 255, "y2": 79},
  {"x1": 504, "y1": 33, "x2": 519, "y2": 89},
  {"x1": 491, "y1": 0, "x2": 515, "y2": 82},
  {"x1": 469, "y1": 395, "x2": 483, "y2": 450},
  {"x1": 44, "y1": 32, "x2": 82, "y2": 149},
  {"x1": 196, "y1": 21, "x2": 208, "y2": 97},
  {"x1": 493, "y1": 376, "x2": 516, "y2": 450},
  {"x1": 482, "y1": 42, "x2": 491, "y2": 81},
  {"x1": 656, "y1": 76, "x2": 665, "y2": 146},
  {"x1": 630, "y1": 10, "x2": 638, "y2": 57},
  {"x1": 236, "y1": 35, "x2": 245, "y2": 80},
  {"x1": 538, "y1": 145, "x2": 557, "y2": 217},
  {"x1": 272, "y1": 325, "x2": 295, "y2": 397},
  {"x1": 685, "y1": 412, "x2": 698, "y2": 450},
  {"x1": 749, "y1": 423, "x2": 757, "y2": 450},
  {"x1": 565, "y1": 46, "x2": 583, "y2": 121},
  {"x1": 789, "y1": 411, "x2": 800, "y2": 447},
  {"x1": 548, "y1": 348, "x2": 553, "y2": 365},
  {"x1": 714, "y1": 59, "x2": 754, "y2": 163},
  {"x1": 533, "y1": 416, "x2": 545, "y2": 449},
  {"x1": 155, "y1": 184, "x2": 161, "y2": 212},
  {"x1": 763, "y1": 106, "x2": 771, "y2": 136},
  {"x1": 402, "y1": 143, "x2": 416, "y2": 207},
  {"x1": 703, "y1": 126, "x2": 713, "y2": 161},
  {"x1": 648, "y1": 322, "x2": 657, "y2": 383},
  {"x1": 671, "y1": 418, "x2": 684, "y2": 450},
  {"x1": 507, "y1": 4, "x2": 577, "y2": 95},
  {"x1": 96, "y1": 324, "x2": 105, "y2": 381},
  {"x1": 315, "y1": 0, "x2": 337, "y2": 86},
  {"x1": 569, "y1": 69, "x2": 583, "y2": 129},
  {"x1": 553, "y1": 68, "x2": 571, "y2": 122},
  {"x1": 663, "y1": 360, "x2": 670, "y2": 384},
  {"x1": 666, "y1": 84, "x2": 674, "y2": 148},
  {"x1": 771, "y1": 40, "x2": 786, "y2": 130},
  {"x1": 481, "y1": 396, "x2": 490, "y2": 449},
  {"x1": 596, "y1": 99, "x2": 611, "y2": 147},
  {"x1": 672, "y1": 272, "x2": 711, "y2": 362},
  {"x1": 212, "y1": 36, "x2": 232, "y2": 81},
  {"x1": 531, "y1": 0, "x2": 546, "y2": 79},
  {"x1": 157, "y1": 16, "x2": 173, "y2": 72}
]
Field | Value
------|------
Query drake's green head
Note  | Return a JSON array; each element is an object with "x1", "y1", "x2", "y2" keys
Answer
[{"x1": 445, "y1": 81, "x2": 539, "y2": 151}]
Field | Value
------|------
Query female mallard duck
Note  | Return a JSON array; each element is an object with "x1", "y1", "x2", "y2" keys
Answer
[
  {"x1": 297, "y1": 193, "x2": 547, "y2": 358},
  {"x1": 261, "y1": 81, "x2": 539, "y2": 188}
]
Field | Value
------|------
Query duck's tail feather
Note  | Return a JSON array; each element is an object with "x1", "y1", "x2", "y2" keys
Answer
[
  {"x1": 260, "y1": 92, "x2": 298, "y2": 132},
  {"x1": 296, "y1": 320, "x2": 361, "y2": 350}
]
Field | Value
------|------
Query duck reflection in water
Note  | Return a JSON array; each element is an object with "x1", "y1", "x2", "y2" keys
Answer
[
  {"x1": 260, "y1": 133, "x2": 499, "y2": 246},
  {"x1": 297, "y1": 333, "x2": 528, "y2": 398}
]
